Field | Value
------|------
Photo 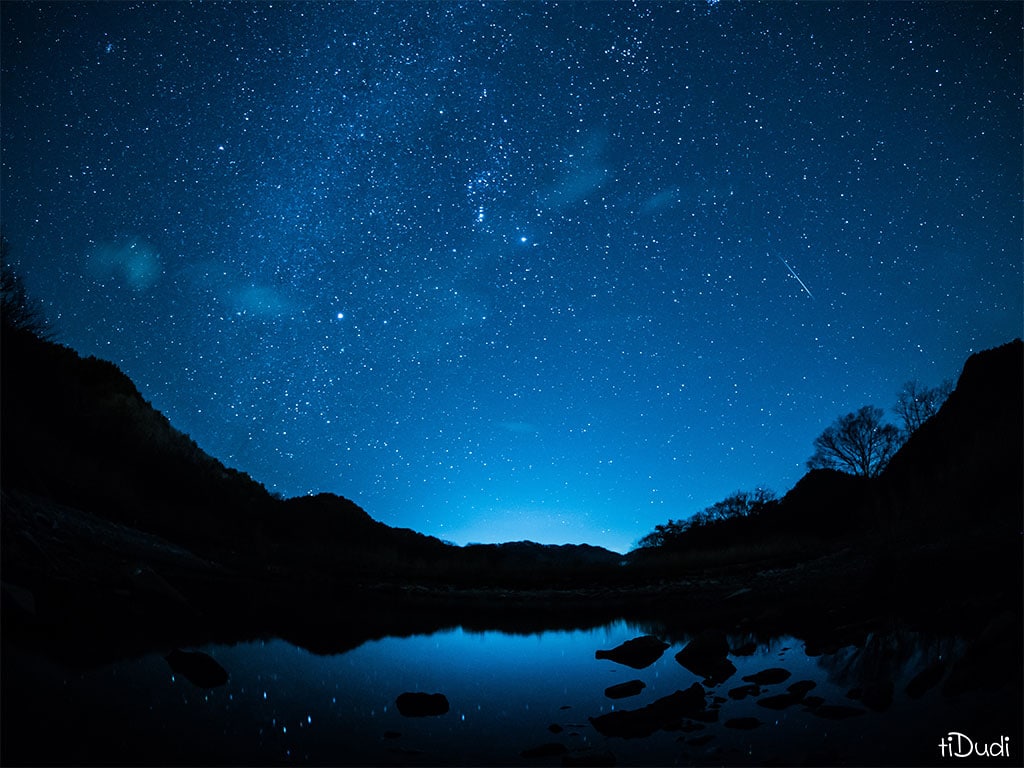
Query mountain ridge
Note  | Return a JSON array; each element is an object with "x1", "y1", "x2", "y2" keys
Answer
[
  {"x1": 0, "y1": 326, "x2": 624, "y2": 576},
  {"x1": 2, "y1": 324, "x2": 1021, "y2": 674},
  {"x1": 3, "y1": 326, "x2": 1020, "y2": 573}
]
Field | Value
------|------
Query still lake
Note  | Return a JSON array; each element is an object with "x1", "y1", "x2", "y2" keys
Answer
[{"x1": 4, "y1": 620, "x2": 998, "y2": 766}]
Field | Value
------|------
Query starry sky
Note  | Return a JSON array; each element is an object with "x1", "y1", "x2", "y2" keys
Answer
[{"x1": 2, "y1": 2, "x2": 1021, "y2": 553}]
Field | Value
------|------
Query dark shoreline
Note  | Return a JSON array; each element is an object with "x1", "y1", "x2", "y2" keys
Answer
[
  {"x1": 4, "y1": 501, "x2": 1020, "y2": 768},
  {"x1": 4, "y1": 498, "x2": 1018, "y2": 669},
  {"x1": 2, "y1": 330, "x2": 1021, "y2": 765}
]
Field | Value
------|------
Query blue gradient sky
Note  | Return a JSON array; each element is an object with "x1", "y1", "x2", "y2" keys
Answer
[{"x1": 2, "y1": 2, "x2": 1020, "y2": 552}]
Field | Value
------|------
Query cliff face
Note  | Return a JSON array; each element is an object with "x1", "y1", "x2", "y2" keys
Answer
[{"x1": 878, "y1": 339, "x2": 1023, "y2": 528}]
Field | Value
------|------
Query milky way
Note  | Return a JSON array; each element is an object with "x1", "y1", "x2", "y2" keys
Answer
[{"x1": 2, "y1": 2, "x2": 1020, "y2": 551}]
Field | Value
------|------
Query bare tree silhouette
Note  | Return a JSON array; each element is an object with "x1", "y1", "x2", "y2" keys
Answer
[
  {"x1": 893, "y1": 379, "x2": 952, "y2": 436},
  {"x1": 807, "y1": 405, "x2": 902, "y2": 478}
]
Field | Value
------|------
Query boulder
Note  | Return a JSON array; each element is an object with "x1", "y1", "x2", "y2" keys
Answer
[
  {"x1": 595, "y1": 636, "x2": 668, "y2": 669},
  {"x1": 741, "y1": 667, "x2": 791, "y2": 686},
  {"x1": 727, "y1": 684, "x2": 760, "y2": 700},
  {"x1": 675, "y1": 631, "x2": 734, "y2": 683},
  {"x1": 700, "y1": 659, "x2": 737, "y2": 686},
  {"x1": 589, "y1": 684, "x2": 706, "y2": 739},
  {"x1": 724, "y1": 717, "x2": 761, "y2": 730},
  {"x1": 676, "y1": 630, "x2": 728, "y2": 666},
  {"x1": 396, "y1": 692, "x2": 449, "y2": 717},
  {"x1": 165, "y1": 649, "x2": 228, "y2": 688},
  {"x1": 787, "y1": 680, "x2": 817, "y2": 698},
  {"x1": 687, "y1": 707, "x2": 719, "y2": 724},
  {"x1": 604, "y1": 680, "x2": 646, "y2": 699},
  {"x1": 802, "y1": 695, "x2": 825, "y2": 710},
  {"x1": 757, "y1": 692, "x2": 803, "y2": 710}
]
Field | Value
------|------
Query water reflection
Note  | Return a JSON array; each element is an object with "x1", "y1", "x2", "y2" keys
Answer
[
  {"x1": 1, "y1": 621, "x2": 1012, "y2": 766},
  {"x1": 816, "y1": 630, "x2": 963, "y2": 693}
]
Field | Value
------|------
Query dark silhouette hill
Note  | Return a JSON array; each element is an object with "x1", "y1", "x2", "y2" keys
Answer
[
  {"x1": 631, "y1": 338, "x2": 1022, "y2": 573},
  {"x1": 464, "y1": 541, "x2": 623, "y2": 568},
  {"x1": 760, "y1": 338, "x2": 1020, "y2": 538},
  {"x1": 878, "y1": 338, "x2": 1023, "y2": 528},
  {"x1": 0, "y1": 325, "x2": 621, "y2": 592},
  {"x1": 1, "y1": 325, "x2": 278, "y2": 562},
  {"x1": 2, "y1": 323, "x2": 1021, "y2": 686},
  {"x1": 5, "y1": 324, "x2": 1019, "y2": 589},
  {"x1": 770, "y1": 339, "x2": 1021, "y2": 540},
  {"x1": 3, "y1": 325, "x2": 1019, "y2": 766}
]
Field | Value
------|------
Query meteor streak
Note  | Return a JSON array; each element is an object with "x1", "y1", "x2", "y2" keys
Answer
[{"x1": 774, "y1": 253, "x2": 815, "y2": 299}]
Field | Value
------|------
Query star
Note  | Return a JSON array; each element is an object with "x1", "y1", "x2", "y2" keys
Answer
[{"x1": 0, "y1": 0, "x2": 1017, "y2": 553}]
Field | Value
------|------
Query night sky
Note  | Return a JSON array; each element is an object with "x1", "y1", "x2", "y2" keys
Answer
[{"x1": 2, "y1": 2, "x2": 1020, "y2": 553}]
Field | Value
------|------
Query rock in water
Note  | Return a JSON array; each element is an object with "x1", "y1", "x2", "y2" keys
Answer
[
  {"x1": 756, "y1": 692, "x2": 803, "y2": 710},
  {"x1": 699, "y1": 658, "x2": 737, "y2": 686},
  {"x1": 165, "y1": 649, "x2": 229, "y2": 688},
  {"x1": 396, "y1": 692, "x2": 449, "y2": 717},
  {"x1": 604, "y1": 680, "x2": 646, "y2": 699},
  {"x1": 595, "y1": 636, "x2": 668, "y2": 669},
  {"x1": 676, "y1": 630, "x2": 728, "y2": 664},
  {"x1": 787, "y1": 680, "x2": 817, "y2": 698},
  {"x1": 741, "y1": 667, "x2": 791, "y2": 686},
  {"x1": 589, "y1": 683, "x2": 706, "y2": 738},
  {"x1": 675, "y1": 631, "x2": 735, "y2": 683},
  {"x1": 727, "y1": 684, "x2": 760, "y2": 700}
]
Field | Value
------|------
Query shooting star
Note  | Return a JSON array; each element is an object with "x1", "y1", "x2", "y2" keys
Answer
[{"x1": 774, "y1": 253, "x2": 815, "y2": 300}]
